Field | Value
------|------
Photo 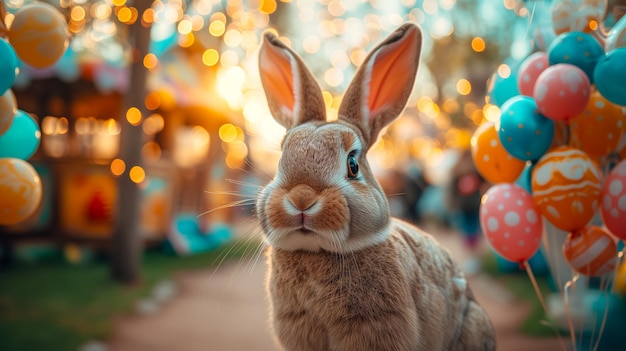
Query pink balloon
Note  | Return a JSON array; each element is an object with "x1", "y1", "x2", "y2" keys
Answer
[
  {"x1": 480, "y1": 183, "x2": 543, "y2": 263},
  {"x1": 601, "y1": 160, "x2": 626, "y2": 240},
  {"x1": 533, "y1": 63, "x2": 590, "y2": 122},
  {"x1": 518, "y1": 52, "x2": 549, "y2": 97}
]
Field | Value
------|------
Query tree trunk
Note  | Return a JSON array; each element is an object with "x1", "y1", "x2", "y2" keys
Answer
[{"x1": 111, "y1": 0, "x2": 152, "y2": 284}]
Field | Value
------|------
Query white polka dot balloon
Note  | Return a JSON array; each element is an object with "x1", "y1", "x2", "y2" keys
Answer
[
  {"x1": 601, "y1": 160, "x2": 626, "y2": 241},
  {"x1": 517, "y1": 51, "x2": 548, "y2": 97},
  {"x1": 479, "y1": 183, "x2": 543, "y2": 263},
  {"x1": 533, "y1": 63, "x2": 591, "y2": 122}
]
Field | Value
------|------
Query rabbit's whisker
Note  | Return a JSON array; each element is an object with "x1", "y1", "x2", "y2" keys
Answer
[
  {"x1": 197, "y1": 199, "x2": 256, "y2": 217},
  {"x1": 203, "y1": 190, "x2": 255, "y2": 198}
]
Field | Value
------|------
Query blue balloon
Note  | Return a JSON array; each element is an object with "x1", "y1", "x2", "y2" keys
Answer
[
  {"x1": 0, "y1": 110, "x2": 41, "y2": 160},
  {"x1": 515, "y1": 162, "x2": 534, "y2": 194},
  {"x1": 0, "y1": 39, "x2": 18, "y2": 96},
  {"x1": 488, "y1": 57, "x2": 521, "y2": 106},
  {"x1": 548, "y1": 31, "x2": 604, "y2": 83},
  {"x1": 497, "y1": 95, "x2": 554, "y2": 161},
  {"x1": 594, "y1": 48, "x2": 626, "y2": 106}
]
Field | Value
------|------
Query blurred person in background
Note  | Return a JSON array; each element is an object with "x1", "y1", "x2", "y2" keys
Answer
[
  {"x1": 380, "y1": 161, "x2": 429, "y2": 225},
  {"x1": 445, "y1": 148, "x2": 489, "y2": 275}
]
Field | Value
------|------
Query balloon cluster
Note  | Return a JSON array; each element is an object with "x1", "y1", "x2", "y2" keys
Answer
[
  {"x1": 0, "y1": 2, "x2": 69, "y2": 225},
  {"x1": 473, "y1": 0, "x2": 626, "y2": 278}
]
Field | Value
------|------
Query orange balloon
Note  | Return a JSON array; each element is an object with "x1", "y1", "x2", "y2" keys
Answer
[
  {"x1": 563, "y1": 225, "x2": 617, "y2": 277},
  {"x1": 570, "y1": 90, "x2": 626, "y2": 157},
  {"x1": 0, "y1": 158, "x2": 42, "y2": 225},
  {"x1": 0, "y1": 89, "x2": 17, "y2": 136},
  {"x1": 471, "y1": 121, "x2": 526, "y2": 184},
  {"x1": 7, "y1": 3, "x2": 69, "y2": 68},
  {"x1": 531, "y1": 146, "x2": 602, "y2": 231}
]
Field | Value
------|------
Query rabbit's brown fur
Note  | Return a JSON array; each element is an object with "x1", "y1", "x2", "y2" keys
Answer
[
  {"x1": 257, "y1": 23, "x2": 496, "y2": 350},
  {"x1": 268, "y1": 222, "x2": 495, "y2": 350}
]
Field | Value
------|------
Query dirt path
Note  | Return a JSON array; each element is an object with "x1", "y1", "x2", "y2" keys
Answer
[{"x1": 108, "y1": 230, "x2": 564, "y2": 351}]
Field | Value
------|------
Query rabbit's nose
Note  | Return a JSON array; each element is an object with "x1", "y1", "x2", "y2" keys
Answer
[{"x1": 286, "y1": 184, "x2": 318, "y2": 212}]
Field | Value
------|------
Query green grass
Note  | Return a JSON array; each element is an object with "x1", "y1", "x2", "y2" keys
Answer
[
  {"x1": 481, "y1": 253, "x2": 561, "y2": 337},
  {"x1": 0, "y1": 240, "x2": 260, "y2": 351}
]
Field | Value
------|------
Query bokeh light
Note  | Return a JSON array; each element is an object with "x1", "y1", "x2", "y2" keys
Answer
[
  {"x1": 110, "y1": 158, "x2": 126, "y2": 176},
  {"x1": 129, "y1": 166, "x2": 146, "y2": 184},
  {"x1": 456, "y1": 79, "x2": 472, "y2": 96},
  {"x1": 471, "y1": 37, "x2": 485, "y2": 52},
  {"x1": 126, "y1": 107, "x2": 142, "y2": 126}
]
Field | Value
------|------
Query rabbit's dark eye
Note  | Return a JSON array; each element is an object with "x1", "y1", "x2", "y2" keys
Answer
[{"x1": 347, "y1": 153, "x2": 359, "y2": 179}]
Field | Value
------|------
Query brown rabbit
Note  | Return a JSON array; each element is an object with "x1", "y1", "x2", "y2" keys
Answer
[{"x1": 256, "y1": 23, "x2": 496, "y2": 351}]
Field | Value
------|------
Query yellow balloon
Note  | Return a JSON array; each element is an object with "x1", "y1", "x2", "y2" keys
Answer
[
  {"x1": 7, "y1": 2, "x2": 69, "y2": 68},
  {"x1": 0, "y1": 158, "x2": 42, "y2": 225},
  {"x1": 0, "y1": 90, "x2": 17, "y2": 136}
]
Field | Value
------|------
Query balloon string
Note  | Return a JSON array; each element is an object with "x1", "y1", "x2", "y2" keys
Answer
[
  {"x1": 541, "y1": 224, "x2": 565, "y2": 294},
  {"x1": 522, "y1": 0, "x2": 537, "y2": 41},
  {"x1": 592, "y1": 276, "x2": 611, "y2": 351},
  {"x1": 524, "y1": 261, "x2": 569, "y2": 351},
  {"x1": 564, "y1": 275, "x2": 580, "y2": 351},
  {"x1": 610, "y1": 247, "x2": 624, "y2": 295},
  {"x1": 590, "y1": 245, "x2": 624, "y2": 348},
  {"x1": 525, "y1": 260, "x2": 548, "y2": 311}
]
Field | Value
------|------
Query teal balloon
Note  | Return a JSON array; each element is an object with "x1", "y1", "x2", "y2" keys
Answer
[
  {"x1": 497, "y1": 96, "x2": 554, "y2": 161},
  {"x1": 0, "y1": 39, "x2": 18, "y2": 96},
  {"x1": 515, "y1": 163, "x2": 534, "y2": 194},
  {"x1": 0, "y1": 110, "x2": 41, "y2": 160},
  {"x1": 488, "y1": 57, "x2": 521, "y2": 106},
  {"x1": 548, "y1": 31, "x2": 604, "y2": 83},
  {"x1": 594, "y1": 48, "x2": 626, "y2": 106}
]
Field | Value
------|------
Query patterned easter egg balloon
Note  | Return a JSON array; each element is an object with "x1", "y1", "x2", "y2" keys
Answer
[
  {"x1": 594, "y1": 48, "x2": 626, "y2": 106},
  {"x1": 600, "y1": 160, "x2": 626, "y2": 240},
  {"x1": 547, "y1": 31, "x2": 604, "y2": 83},
  {"x1": 0, "y1": 158, "x2": 42, "y2": 225},
  {"x1": 534, "y1": 64, "x2": 591, "y2": 122},
  {"x1": 517, "y1": 52, "x2": 549, "y2": 97},
  {"x1": 551, "y1": 0, "x2": 607, "y2": 35},
  {"x1": 531, "y1": 146, "x2": 602, "y2": 231},
  {"x1": 570, "y1": 90, "x2": 626, "y2": 157},
  {"x1": 7, "y1": 2, "x2": 69, "y2": 68},
  {"x1": 498, "y1": 96, "x2": 554, "y2": 161},
  {"x1": 480, "y1": 183, "x2": 543, "y2": 263},
  {"x1": 471, "y1": 122, "x2": 526, "y2": 184},
  {"x1": 0, "y1": 89, "x2": 17, "y2": 136},
  {"x1": 563, "y1": 225, "x2": 617, "y2": 277}
]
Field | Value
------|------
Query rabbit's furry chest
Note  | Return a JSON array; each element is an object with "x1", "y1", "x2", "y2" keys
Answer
[{"x1": 265, "y1": 219, "x2": 476, "y2": 351}]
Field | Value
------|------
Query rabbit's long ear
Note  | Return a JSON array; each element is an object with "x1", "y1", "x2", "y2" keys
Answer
[
  {"x1": 339, "y1": 23, "x2": 422, "y2": 147},
  {"x1": 259, "y1": 32, "x2": 326, "y2": 129}
]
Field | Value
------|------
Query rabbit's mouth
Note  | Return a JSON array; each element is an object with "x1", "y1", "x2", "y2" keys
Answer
[{"x1": 296, "y1": 227, "x2": 316, "y2": 235}]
